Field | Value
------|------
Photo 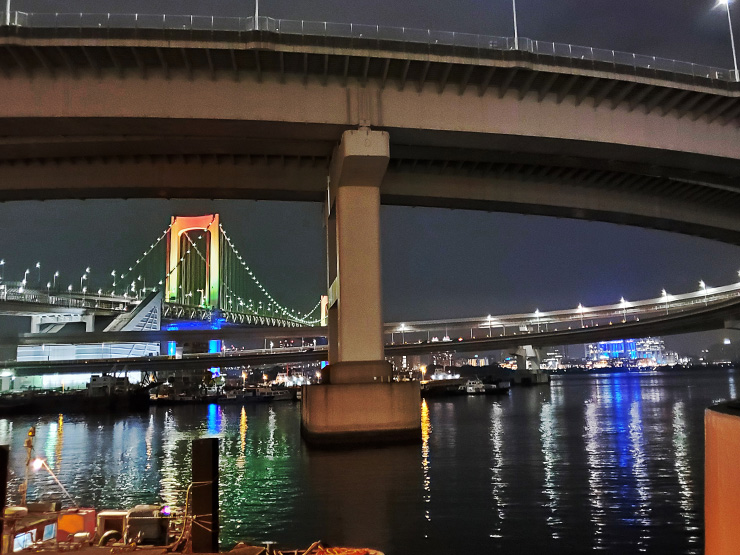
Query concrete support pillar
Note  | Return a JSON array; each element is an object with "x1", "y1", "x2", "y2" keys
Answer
[
  {"x1": 327, "y1": 128, "x2": 386, "y2": 366},
  {"x1": 512, "y1": 345, "x2": 549, "y2": 385},
  {"x1": 83, "y1": 315, "x2": 94, "y2": 332},
  {"x1": 30, "y1": 315, "x2": 41, "y2": 334},
  {"x1": 302, "y1": 128, "x2": 420, "y2": 446}
]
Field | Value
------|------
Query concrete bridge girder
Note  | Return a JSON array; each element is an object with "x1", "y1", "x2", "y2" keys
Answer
[
  {"x1": 0, "y1": 58, "x2": 737, "y2": 241},
  {"x1": 29, "y1": 313, "x2": 94, "y2": 333}
]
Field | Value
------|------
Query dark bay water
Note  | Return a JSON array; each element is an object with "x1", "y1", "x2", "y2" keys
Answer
[{"x1": 2, "y1": 368, "x2": 735, "y2": 554}]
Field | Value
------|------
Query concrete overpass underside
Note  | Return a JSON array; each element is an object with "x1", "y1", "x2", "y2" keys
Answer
[{"x1": 0, "y1": 26, "x2": 738, "y2": 242}]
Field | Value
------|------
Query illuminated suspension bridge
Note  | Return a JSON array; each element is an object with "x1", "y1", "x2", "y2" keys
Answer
[
  {"x1": 1, "y1": 214, "x2": 323, "y2": 328},
  {"x1": 113, "y1": 214, "x2": 322, "y2": 327}
]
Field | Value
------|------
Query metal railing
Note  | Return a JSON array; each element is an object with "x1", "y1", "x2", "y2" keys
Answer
[{"x1": 1, "y1": 11, "x2": 737, "y2": 83}]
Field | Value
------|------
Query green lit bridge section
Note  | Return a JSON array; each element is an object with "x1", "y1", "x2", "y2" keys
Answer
[{"x1": 112, "y1": 214, "x2": 322, "y2": 327}]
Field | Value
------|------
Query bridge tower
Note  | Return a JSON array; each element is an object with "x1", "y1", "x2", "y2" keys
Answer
[{"x1": 166, "y1": 214, "x2": 220, "y2": 308}]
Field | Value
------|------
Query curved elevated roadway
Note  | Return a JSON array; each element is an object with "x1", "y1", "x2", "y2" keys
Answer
[
  {"x1": 0, "y1": 14, "x2": 738, "y2": 241},
  {"x1": 5, "y1": 281, "x2": 740, "y2": 375}
]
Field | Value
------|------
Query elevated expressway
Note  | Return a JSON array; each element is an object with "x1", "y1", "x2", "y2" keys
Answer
[
  {"x1": 0, "y1": 14, "x2": 738, "y2": 242},
  {"x1": 5, "y1": 281, "x2": 740, "y2": 376}
]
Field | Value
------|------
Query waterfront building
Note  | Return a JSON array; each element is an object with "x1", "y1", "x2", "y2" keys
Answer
[{"x1": 586, "y1": 336, "x2": 668, "y2": 366}]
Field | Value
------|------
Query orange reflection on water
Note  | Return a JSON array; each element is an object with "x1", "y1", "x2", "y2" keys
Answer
[
  {"x1": 421, "y1": 399, "x2": 432, "y2": 522},
  {"x1": 54, "y1": 414, "x2": 63, "y2": 472},
  {"x1": 236, "y1": 406, "x2": 248, "y2": 470}
]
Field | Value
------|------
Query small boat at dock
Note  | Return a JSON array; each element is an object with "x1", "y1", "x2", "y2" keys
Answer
[{"x1": 460, "y1": 378, "x2": 486, "y2": 394}]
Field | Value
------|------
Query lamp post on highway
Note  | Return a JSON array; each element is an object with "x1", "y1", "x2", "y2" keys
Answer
[
  {"x1": 661, "y1": 289, "x2": 669, "y2": 314},
  {"x1": 23, "y1": 268, "x2": 29, "y2": 284},
  {"x1": 400, "y1": 323, "x2": 406, "y2": 344},
  {"x1": 487, "y1": 314, "x2": 492, "y2": 337},
  {"x1": 534, "y1": 309, "x2": 540, "y2": 332},
  {"x1": 46, "y1": 282, "x2": 51, "y2": 296},
  {"x1": 718, "y1": 0, "x2": 739, "y2": 82},
  {"x1": 111, "y1": 270, "x2": 116, "y2": 290},
  {"x1": 700, "y1": 280, "x2": 708, "y2": 305},
  {"x1": 620, "y1": 297, "x2": 627, "y2": 322},
  {"x1": 53, "y1": 271, "x2": 58, "y2": 290},
  {"x1": 0, "y1": 259, "x2": 4, "y2": 281},
  {"x1": 254, "y1": 0, "x2": 259, "y2": 30},
  {"x1": 512, "y1": 0, "x2": 519, "y2": 50},
  {"x1": 35, "y1": 262, "x2": 40, "y2": 283},
  {"x1": 577, "y1": 303, "x2": 585, "y2": 327}
]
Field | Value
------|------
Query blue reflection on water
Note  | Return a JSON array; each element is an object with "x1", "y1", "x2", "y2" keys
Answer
[{"x1": 207, "y1": 404, "x2": 222, "y2": 435}]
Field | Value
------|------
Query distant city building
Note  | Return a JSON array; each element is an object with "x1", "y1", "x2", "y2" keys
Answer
[
  {"x1": 462, "y1": 356, "x2": 489, "y2": 367},
  {"x1": 586, "y1": 337, "x2": 668, "y2": 366},
  {"x1": 706, "y1": 339, "x2": 740, "y2": 364},
  {"x1": 541, "y1": 348, "x2": 564, "y2": 370},
  {"x1": 431, "y1": 351, "x2": 454, "y2": 368}
]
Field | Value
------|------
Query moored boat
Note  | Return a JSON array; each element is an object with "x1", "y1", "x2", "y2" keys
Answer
[{"x1": 460, "y1": 378, "x2": 486, "y2": 395}]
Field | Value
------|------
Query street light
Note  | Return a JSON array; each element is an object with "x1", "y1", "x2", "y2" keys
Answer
[
  {"x1": 111, "y1": 270, "x2": 116, "y2": 288},
  {"x1": 80, "y1": 273, "x2": 87, "y2": 290},
  {"x1": 0, "y1": 259, "x2": 4, "y2": 281},
  {"x1": 620, "y1": 297, "x2": 627, "y2": 322},
  {"x1": 534, "y1": 309, "x2": 541, "y2": 332},
  {"x1": 512, "y1": 0, "x2": 519, "y2": 50},
  {"x1": 82, "y1": 286, "x2": 87, "y2": 302},
  {"x1": 35, "y1": 262, "x2": 40, "y2": 283},
  {"x1": 255, "y1": 0, "x2": 259, "y2": 30},
  {"x1": 53, "y1": 271, "x2": 59, "y2": 289},
  {"x1": 487, "y1": 314, "x2": 492, "y2": 337},
  {"x1": 577, "y1": 303, "x2": 585, "y2": 327},
  {"x1": 400, "y1": 323, "x2": 406, "y2": 344},
  {"x1": 661, "y1": 289, "x2": 669, "y2": 314},
  {"x1": 718, "y1": 0, "x2": 739, "y2": 82},
  {"x1": 46, "y1": 282, "x2": 51, "y2": 296},
  {"x1": 23, "y1": 268, "x2": 29, "y2": 283},
  {"x1": 700, "y1": 279, "x2": 708, "y2": 304}
]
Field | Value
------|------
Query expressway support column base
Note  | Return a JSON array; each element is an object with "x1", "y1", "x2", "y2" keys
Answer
[{"x1": 301, "y1": 378, "x2": 421, "y2": 447}]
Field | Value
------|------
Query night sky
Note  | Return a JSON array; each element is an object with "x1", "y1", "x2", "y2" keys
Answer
[{"x1": 1, "y1": 1, "x2": 739, "y2": 357}]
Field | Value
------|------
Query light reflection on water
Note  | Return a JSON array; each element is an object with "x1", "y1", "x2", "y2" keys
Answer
[
  {"x1": 489, "y1": 402, "x2": 504, "y2": 538},
  {"x1": 0, "y1": 368, "x2": 734, "y2": 554},
  {"x1": 420, "y1": 399, "x2": 431, "y2": 525},
  {"x1": 539, "y1": 401, "x2": 560, "y2": 538}
]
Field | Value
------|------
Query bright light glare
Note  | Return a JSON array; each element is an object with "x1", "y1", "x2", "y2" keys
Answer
[{"x1": 31, "y1": 458, "x2": 43, "y2": 471}]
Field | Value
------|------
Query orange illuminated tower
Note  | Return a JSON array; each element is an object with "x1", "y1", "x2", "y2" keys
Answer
[{"x1": 165, "y1": 214, "x2": 220, "y2": 308}]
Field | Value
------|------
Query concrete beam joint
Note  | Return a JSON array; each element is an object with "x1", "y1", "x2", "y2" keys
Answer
[{"x1": 329, "y1": 128, "x2": 390, "y2": 200}]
